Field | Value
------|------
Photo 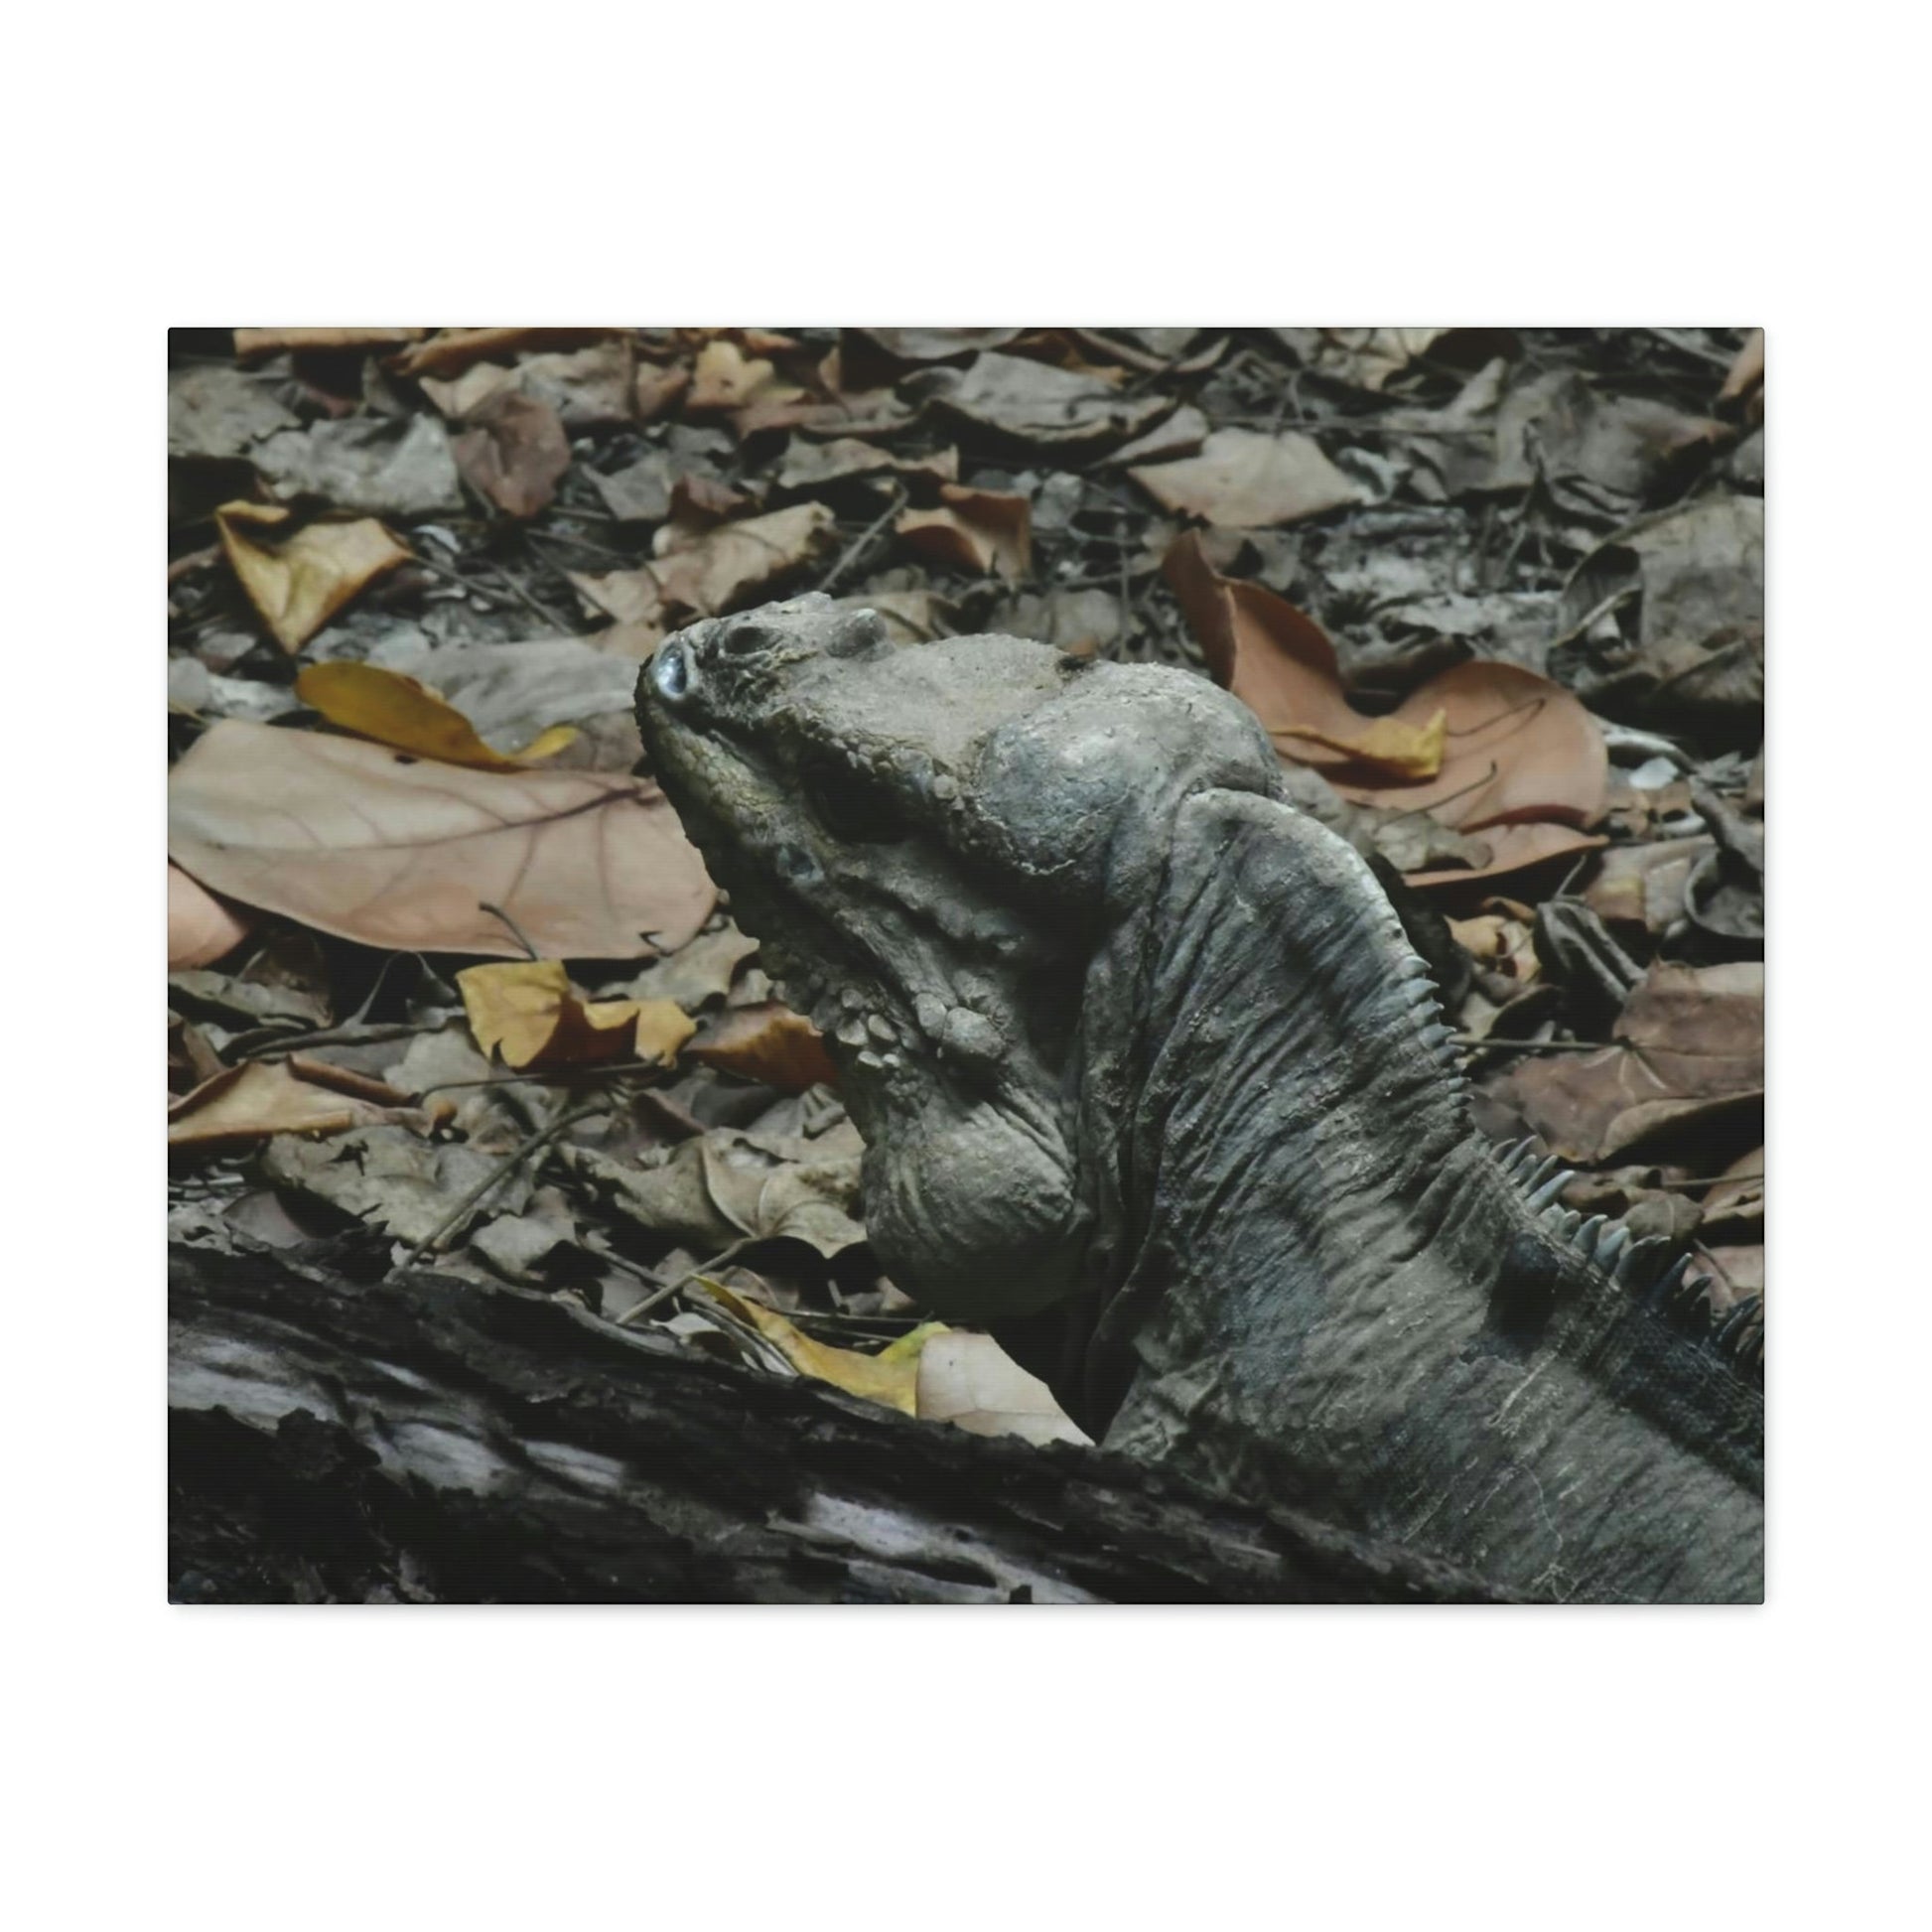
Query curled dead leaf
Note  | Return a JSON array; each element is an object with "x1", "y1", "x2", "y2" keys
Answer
[
  {"x1": 458, "y1": 960, "x2": 695, "y2": 1070},
  {"x1": 1166, "y1": 532, "x2": 1605, "y2": 831},
  {"x1": 896, "y1": 484, "x2": 1032, "y2": 579},
  {"x1": 168, "y1": 719, "x2": 715, "y2": 959},
  {"x1": 296, "y1": 661, "x2": 576, "y2": 770},
  {"x1": 214, "y1": 501, "x2": 411, "y2": 652}
]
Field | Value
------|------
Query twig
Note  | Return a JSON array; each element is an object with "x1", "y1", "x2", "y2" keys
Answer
[
  {"x1": 816, "y1": 484, "x2": 906, "y2": 595},
  {"x1": 481, "y1": 556, "x2": 579, "y2": 634},
  {"x1": 1543, "y1": 585, "x2": 1638, "y2": 655},
  {"x1": 401, "y1": 1101, "x2": 607, "y2": 1266},
  {"x1": 614, "y1": 1239, "x2": 754, "y2": 1326},
  {"x1": 410, "y1": 552, "x2": 511, "y2": 609},
  {"x1": 479, "y1": 900, "x2": 541, "y2": 961},
  {"x1": 246, "y1": 1021, "x2": 450, "y2": 1060},
  {"x1": 414, "y1": 1060, "x2": 666, "y2": 1099}
]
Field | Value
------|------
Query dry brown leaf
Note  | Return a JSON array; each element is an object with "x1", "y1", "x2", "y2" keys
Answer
[
  {"x1": 296, "y1": 661, "x2": 576, "y2": 770},
  {"x1": 458, "y1": 960, "x2": 695, "y2": 1070},
  {"x1": 169, "y1": 719, "x2": 715, "y2": 959},
  {"x1": 168, "y1": 1058, "x2": 427, "y2": 1149},
  {"x1": 1502, "y1": 961, "x2": 1763, "y2": 1163},
  {"x1": 234, "y1": 327, "x2": 425, "y2": 361},
  {"x1": 688, "y1": 1003, "x2": 839, "y2": 1094},
  {"x1": 913, "y1": 1331, "x2": 1093, "y2": 1446},
  {"x1": 896, "y1": 484, "x2": 1032, "y2": 579},
  {"x1": 169, "y1": 864, "x2": 253, "y2": 970},
  {"x1": 452, "y1": 390, "x2": 572, "y2": 519},
  {"x1": 687, "y1": 340, "x2": 803, "y2": 415},
  {"x1": 1130, "y1": 427, "x2": 1361, "y2": 528},
  {"x1": 389, "y1": 327, "x2": 621, "y2": 380},
  {"x1": 214, "y1": 501, "x2": 411, "y2": 652},
  {"x1": 1167, "y1": 532, "x2": 1605, "y2": 831},
  {"x1": 570, "y1": 504, "x2": 837, "y2": 628}
]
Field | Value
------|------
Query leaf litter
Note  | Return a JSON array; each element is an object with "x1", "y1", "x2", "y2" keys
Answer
[{"x1": 167, "y1": 322, "x2": 1763, "y2": 1439}]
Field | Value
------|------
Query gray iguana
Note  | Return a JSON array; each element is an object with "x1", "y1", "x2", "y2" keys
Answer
[{"x1": 637, "y1": 594, "x2": 1764, "y2": 1603}]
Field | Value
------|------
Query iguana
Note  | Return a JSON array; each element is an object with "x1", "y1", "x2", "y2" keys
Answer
[{"x1": 637, "y1": 594, "x2": 1764, "y2": 1603}]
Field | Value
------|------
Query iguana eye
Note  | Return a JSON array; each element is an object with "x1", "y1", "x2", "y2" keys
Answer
[{"x1": 801, "y1": 757, "x2": 906, "y2": 843}]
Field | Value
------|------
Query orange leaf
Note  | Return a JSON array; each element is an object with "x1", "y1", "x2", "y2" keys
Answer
[
  {"x1": 1165, "y1": 532, "x2": 1605, "y2": 831},
  {"x1": 688, "y1": 1003, "x2": 838, "y2": 1094}
]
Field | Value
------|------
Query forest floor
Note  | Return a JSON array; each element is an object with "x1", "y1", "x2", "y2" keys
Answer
[{"x1": 167, "y1": 324, "x2": 1765, "y2": 1502}]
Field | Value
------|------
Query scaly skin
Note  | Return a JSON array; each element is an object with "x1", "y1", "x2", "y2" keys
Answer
[{"x1": 637, "y1": 594, "x2": 1763, "y2": 1602}]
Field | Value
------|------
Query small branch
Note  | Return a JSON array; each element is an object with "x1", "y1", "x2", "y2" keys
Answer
[
  {"x1": 615, "y1": 1239, "x2": 754, "y2": 1327},
  {"x1": 401, "y1": 1101, "x2": 607, "y2": 1266},
  {"x1": 816, "y1": 484, "x2": 906, "y2": 595}
]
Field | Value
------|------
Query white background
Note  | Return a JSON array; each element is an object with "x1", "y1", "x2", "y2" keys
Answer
[{"x1": 5, "y1": 3, "x2": 1924, "y2": 1924}]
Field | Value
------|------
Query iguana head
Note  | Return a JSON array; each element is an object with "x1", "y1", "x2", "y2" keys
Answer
[{"x1": 637, "y1": 592, "x2": 1284, "y2": 1319}]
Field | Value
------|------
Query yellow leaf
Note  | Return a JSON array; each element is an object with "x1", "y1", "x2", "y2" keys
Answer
[
  {"x1": 214, "y1": 501, "x2": 412, "y2": 652},
  {"x1": 631, "y1": 998, "x2": 700, "y2": 1066},
  {"x1": 698, "y1": 1281, "x2": 945, "y2": 1415},
  {"x1": 1276, "y1": 706, "x2": 1448, "y2": 781},
  {"x1": 459, "y1": 960, "x2": 693, "y2": 1070},
  {"x1": 295, "y1": 660, "x2": 577, "y2": 771}
]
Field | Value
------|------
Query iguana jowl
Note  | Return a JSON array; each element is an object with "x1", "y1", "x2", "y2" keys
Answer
[{"x1": 638, "y1": 594, "x2": 1764, "y2": 1603}]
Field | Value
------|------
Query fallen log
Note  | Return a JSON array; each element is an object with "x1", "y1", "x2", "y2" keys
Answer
[{"x1": 168, "y1": 1238, "x2": 1506, "y2": 1603}]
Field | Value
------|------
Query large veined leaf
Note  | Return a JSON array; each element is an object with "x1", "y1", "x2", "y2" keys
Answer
[{"x1": 169, "y1": 719, "x2": 714, "y2": 959}]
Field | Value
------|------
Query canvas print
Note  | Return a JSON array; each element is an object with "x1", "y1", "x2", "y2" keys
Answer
[{"x1": 168, "y1": 326, "x2": 1764, "y2": 1602}]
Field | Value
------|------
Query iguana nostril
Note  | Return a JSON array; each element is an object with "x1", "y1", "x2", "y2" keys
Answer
[{"x1": 652, "y1": 643, "x2": 691, "y2": 703}]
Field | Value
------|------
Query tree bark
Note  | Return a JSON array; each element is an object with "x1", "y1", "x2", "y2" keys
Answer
[{"x1": 168, "y1": 1238, "x2": 1505, "y2": 1603}]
